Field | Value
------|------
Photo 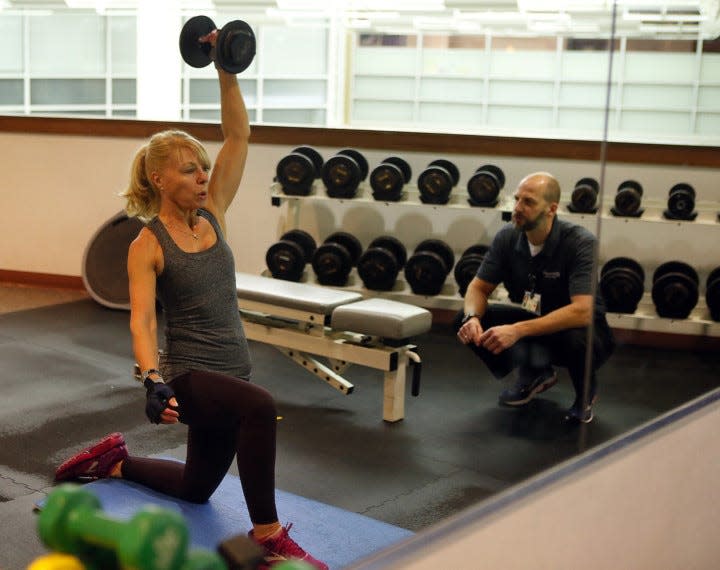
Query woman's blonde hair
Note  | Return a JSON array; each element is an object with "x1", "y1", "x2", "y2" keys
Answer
[{"x1": 121, "y1": 130, "x2": 211, "y2": 221}]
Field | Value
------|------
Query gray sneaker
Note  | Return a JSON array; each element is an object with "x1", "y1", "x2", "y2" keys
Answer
[
  {"x1": 499, "y1": 367, "x2": 558, "y2": 406},
  {"x1": 564, "y1": 403, "x2": 593, "y2": 423},
  {"x1": 564, "y1": 395, "x2": 597, "y2": 424}
]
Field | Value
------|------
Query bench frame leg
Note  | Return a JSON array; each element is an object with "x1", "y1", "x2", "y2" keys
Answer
[
  {"x1": 241, "y1": 317, "x2": 417, "y2": 422},
  {"x1": 276, "y1": 347, "x2": 355, "y2": 394},
  {"x1": 383, "y1": 352, "x2": 409, "y2": 422}
]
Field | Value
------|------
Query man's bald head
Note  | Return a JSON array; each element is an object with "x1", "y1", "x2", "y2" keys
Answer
[{"x1": 519, "y1": 172, "x2": 561, "y2": 205}]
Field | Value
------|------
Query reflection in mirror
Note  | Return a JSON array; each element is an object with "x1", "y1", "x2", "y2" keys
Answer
[
  {"x1": 0, "y1": 3, "x2": 718, "y2": 146},
  {"x1": 1, "y1": 3, "x2": 719, "y2": 565},
  {"x1": 585, "y1": 7, "x2": 720, "y2": 461}
]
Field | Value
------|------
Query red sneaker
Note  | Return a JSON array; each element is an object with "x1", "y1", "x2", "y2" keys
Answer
[
  {"x1": 249, "y1": 523, "x2": 328, "y2": 570},
  {"x1": 54, "y1": 432, "x2": 128, "y2": 482}
]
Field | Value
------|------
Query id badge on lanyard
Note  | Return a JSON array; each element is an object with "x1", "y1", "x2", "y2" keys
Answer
[{"x1": 522, "y1": 271, "x2": 541, "y2": 315}]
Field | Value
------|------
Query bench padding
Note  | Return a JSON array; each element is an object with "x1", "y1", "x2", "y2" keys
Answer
[
  {"x1": 235, "y1": 272, "x2": 431, "y2": 420},
  {"x1": 236, "y1": 273, "x2": 363, "y2": 315},
  {"x1": 331, "y1": 298, "x2": 432, "y2": 339}
]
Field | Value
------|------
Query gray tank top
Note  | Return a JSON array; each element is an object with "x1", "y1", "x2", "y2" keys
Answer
[{"x1": 148, "y1": 209, "x2": 252, "y2": 380}]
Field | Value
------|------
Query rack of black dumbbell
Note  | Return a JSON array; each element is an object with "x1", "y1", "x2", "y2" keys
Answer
[
  {"x1": 600, "y1": 257, "x2": 720, "y2": 324},
  {"x1": 268, "y1": 148, "x2": 507, "y2": 304},
  {"x1": 275, "y1": 147, "x2": 717, "y2": 224},
  {"x1": 266, "y1": 233, "x2": 720, "y2": 325},
  {"x1": 265, "y1": 229, "x2": 500, "y2": 304},
  {"x1": 566, "y1": 177, "x2": 713, "y2": 223},
  {"x1": 273, "y1": 146, "x2": 507, "y2": 209},
  {"x1": 270, "y1": 147, "x2": 720, "y2": 326},
  {"x1": 266, "y1": 229, "x2": 720, "y2": 324}
]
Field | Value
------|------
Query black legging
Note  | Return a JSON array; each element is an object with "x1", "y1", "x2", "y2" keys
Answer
[
  {"x1": 121, "y1": 370, "x2": 278, "y2": 524},
  {"x1": 454, "y1": 304, "x2": 615, "y2": 403}
]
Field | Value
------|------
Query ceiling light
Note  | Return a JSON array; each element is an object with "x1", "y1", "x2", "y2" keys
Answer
[
  {"x1": 454, "y1": 20, "x2": 482, "y2": 32},
  {"x1": 350, "y1": 0, "x2": 445, "y2": 10},
  {"x1": 454, "y1": 10, "x2": 526, "y2": 23},
  {"x1": 638, "y1": 22, "x2": 699, "y2": 34},
  {"x1": 517, "y1": 0, "x2": 607, "y2": 11},
  {"x1": 623, "y1": 8, "x2": 704, "y2": 21},
  {"x1": 413, "y1": 15, "x2": 456, "y2": 30},
  {"x1": 64, "y1": 0, "x2": 141, "y2": 10},
  {"x1": 529, "y1": 20, "x2": 571, "y2": 32},
  {"x1": 528, "y1": 12, "x2": 572, "y2": 22},
  {"x1": 348, "y1": 18, "x2": 371, "y2": 28},
  {"x1": 346, "y1": 11, "x2": 401, "y2": 20},
  {"x1": 266, "y1": 7, "x2": 330, "y2": 20},
  {"x1": 563, "y1": 22, "x2": 601, "y2": 32},
  {"x1": 276, "y1": 0, "x2": 327, "y2": 9},
  {"x1": 277, "y1": 0, "x2": 445, "y2": 11}
]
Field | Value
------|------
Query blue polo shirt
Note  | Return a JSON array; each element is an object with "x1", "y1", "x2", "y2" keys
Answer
[{"x1": 476, "y1": 217, "x2": 606, "y2": 317}]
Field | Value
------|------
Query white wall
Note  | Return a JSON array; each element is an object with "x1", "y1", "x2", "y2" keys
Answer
[
  {"x1": 2, "y1": 132, "x2": 282, "y2": 278},
  {"x1": 2, "y1": 131, "x2": 719, "y2": 286}
]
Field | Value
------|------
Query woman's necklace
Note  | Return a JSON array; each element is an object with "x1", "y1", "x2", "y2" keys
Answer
[{"x1": 163, "y1": 216, "x2": 200, "y2": 240}]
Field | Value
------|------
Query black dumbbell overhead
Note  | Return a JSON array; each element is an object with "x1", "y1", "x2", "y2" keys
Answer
[
  {"x1": 404, "y1": 239, "x2": 455, "y2": 296},
  {"x1": 370, "y1": 156, "x2": 412, "y2": 202},
  {"x1": 266, "y1": 229, "x2": 317, "y2": 282},
  {"x1": 466, "y1": 165, "x2": 505, "y2": 207},
  {"x1": 651, "y1": 260, "x2": 699, "y2": 319},
  {"x1": 417, "y1": 159, "x2": 460, "y2": 205},
  {"x1": 611, "y1": 179, "x2": 644, "y2": 217},
  {"x1": 180, "y1": 15, "x2": 256, "y2": 74},
  {"x1": 568, "y1": 177, "x2": 599, "y2": 214},
  {"x1": 180, "y1": 16, "x2": 217, "y2": 68},
  {"x1": 454, "y1": 244, "x2": 489, "y2": 297},
  {"x1": 276, "y1": 146, "x2": 324, "y2": 196},
  {"x1": 664, "y1": 182, "x2": 697, "y2": 221},
  {"x1": 312, "y1": 232, "x2": 363, "y2": 286},
  {"x1": 322, "y1": 149, "x2": 369, "y2": 199},
  {"x1": 357, "y1": 236, "x2": 408, "y2": 291},
  {"x1": 600, "y1": 257, "x2": 645, "y2": 314}
]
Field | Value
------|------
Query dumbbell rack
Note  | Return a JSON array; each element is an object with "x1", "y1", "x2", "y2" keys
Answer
[
  {"x1": 270, "y1": 181, "x2": 500, "y2": 311},
  {"x1": 605, "y1": 294, "x2": 719, "y2": 337},
  {"x1": 269, "y1": 182, "x2": 720, "y2": 338},
  {"x1": 559, "y1": 197, "x2": 720, "y2": 226},
  {"x1": 557, "y1": 196, "x2": 720, "y2": 337}
]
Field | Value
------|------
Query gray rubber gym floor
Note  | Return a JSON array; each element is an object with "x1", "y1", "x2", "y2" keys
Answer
[{"x1": 0, "y1": 292, "x2": 718, "y2": 568}]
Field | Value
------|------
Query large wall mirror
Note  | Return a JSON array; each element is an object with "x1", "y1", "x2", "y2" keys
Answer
[
  {"x1": 1, "y1": 0, "x2": 719, "y2": 547},
  {"x1": 1, "y1": 1, "x2": 718, "y2": 146}
]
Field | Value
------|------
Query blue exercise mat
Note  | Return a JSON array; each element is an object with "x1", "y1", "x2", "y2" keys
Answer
[{"x1": 40, "y1": 468, "x2": 412, "y2": 570}]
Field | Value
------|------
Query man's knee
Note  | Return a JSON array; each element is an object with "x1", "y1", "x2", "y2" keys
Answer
[
  {"x1": 554, "y1": 327, "x2": 613, "y2": 371},
  {"x1": 563, "y1": 328, "x2": 589, "y2": 354}
]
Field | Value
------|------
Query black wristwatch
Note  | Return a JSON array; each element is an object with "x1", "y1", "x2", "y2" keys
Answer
[
  {"x1": 141, "y1": 368, "x2": 164, "y2": 384},
  {"x1": 461, "y1": 313, "x2": 480, "y2": 325}
]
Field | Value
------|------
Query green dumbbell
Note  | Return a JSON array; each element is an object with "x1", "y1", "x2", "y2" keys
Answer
[{"x1": 39, "y1": 484, "x2": 190, "y2": 570}]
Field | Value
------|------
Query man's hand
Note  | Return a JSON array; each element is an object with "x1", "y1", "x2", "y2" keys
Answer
[
  {"x1": 457, "y1": 317, "x2": 484, "y2": 346},
  {"x1": 478, "y1": 324, "x2": 521, "y2": 354}
]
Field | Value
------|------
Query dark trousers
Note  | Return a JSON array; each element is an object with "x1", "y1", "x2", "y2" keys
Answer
[
  {"x1": 454, "y1": 304, "x2": 615, "y2": 403},
  {"x1": 122, "y1": 370, "x2": 278, "y2": 524}
]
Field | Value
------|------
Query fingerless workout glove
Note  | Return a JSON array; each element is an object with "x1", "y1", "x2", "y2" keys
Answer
[{"x1": 144, "y1": 378, "x2": 176, "y2": 424}]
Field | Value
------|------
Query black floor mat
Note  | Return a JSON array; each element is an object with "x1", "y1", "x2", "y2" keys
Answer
[{"x1": 0, "y1": 299, "x2": 717, "y2": 535}]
